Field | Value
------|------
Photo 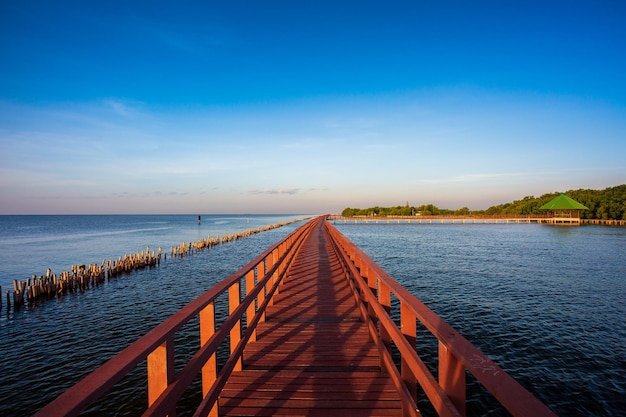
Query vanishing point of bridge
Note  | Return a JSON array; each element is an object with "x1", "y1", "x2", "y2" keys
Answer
[{"x1": 35, "y1": 216, "x2": 556, "y2": 417}]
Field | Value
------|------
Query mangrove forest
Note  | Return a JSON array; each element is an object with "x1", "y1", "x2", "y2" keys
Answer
[{"x1": 341, "y1": 184, "x2": 626, "y2": 220}]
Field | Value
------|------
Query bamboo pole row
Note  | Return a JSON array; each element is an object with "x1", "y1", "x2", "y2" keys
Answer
[
  {"x1": 4, "y1": 217, "x2": 311, "y2": 311},
  {"x1": 169, "y1": 218, "x2": 308, "y2": 258},
  {"x1": 5, "y1": 247, "x2": 163, "y2": 310}
]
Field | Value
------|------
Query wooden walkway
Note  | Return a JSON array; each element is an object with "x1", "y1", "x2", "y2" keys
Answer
[
  {"x1": 34, "y1": 216, "x2": 557, "y2": 417},
  {"x1": 218, "y1": 223, "x2": 403, "y2": 416}
]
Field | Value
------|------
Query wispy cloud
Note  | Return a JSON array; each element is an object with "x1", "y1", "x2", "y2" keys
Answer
[
  {"x1": 416, "y1": 172, "x2": 533, "y2": 185},
  {"x1": 248, "y1": 188, "x2": 300, "y2": 195},
  {"x1": 104, "y1": 99, "x2": 139, "y2": 118}
]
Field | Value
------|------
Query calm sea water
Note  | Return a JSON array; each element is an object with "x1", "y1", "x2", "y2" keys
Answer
[{"x1": 0, "y1": 216, "x2": 624, "y2": 416}]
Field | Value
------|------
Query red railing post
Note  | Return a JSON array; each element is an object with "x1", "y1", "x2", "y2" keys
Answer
[
  {"x1": 378, "y1": 280, "x2": 393, "y2": 370},
  {"x1": 229, "y1": 279, "x2": 242, "y2": 371},
  {"x1": 272, "y1": 248, "x2": 280, "y2": 296},
  {"x1": 266, "y1": 252, "x2": 275, "y2": 306},
  {"x1": 439, "y1": 342, "x2": 466, "y2": 416},
  {"x1": 365, "y1": 265, "x2": 377, "y2": 297},
  {"x1": 147, "y1": 338, "x2": 175, "y2": 416},
  {"x1": 378, "y1": 280, "x2": 391, "y2": 316},
  {"x1": 258, "y1": 260, "x2": 266, "y2": 323},
  {"x1": 364, "y1": 265, "x2": 380, "y2": 326},
  {"x1": 200, "y1": 301, "x2": 218, "y2": 417},
  {"x1": 245, "y1": 269, "x2": 257, "y2": 342},
  {"x1": 401, "y1": 302, "x2": 418, "y2": 401}
]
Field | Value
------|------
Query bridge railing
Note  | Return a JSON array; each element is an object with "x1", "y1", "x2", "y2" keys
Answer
[
  {"x1": 328, "y1": 214, "x2": 554, "y2": 221},
  {"x1": 324, "y1": 220, "x2": 557, "y2": 417},
  {"x1": 34, "y1": 217, "x2": 319, "y2": 417}
]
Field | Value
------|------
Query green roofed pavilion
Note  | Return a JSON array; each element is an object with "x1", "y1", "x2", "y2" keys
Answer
[
  {"x1": 539, "y1": 194, "x2": 588, "y2": 210},
  {"x1": 539, "y1": 194, "x2": 588, "y2": 224}
]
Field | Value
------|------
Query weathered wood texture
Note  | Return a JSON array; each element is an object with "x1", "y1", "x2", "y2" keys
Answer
[{"x1": 219, "y1": 224, "x2": 402, "y2": 416}]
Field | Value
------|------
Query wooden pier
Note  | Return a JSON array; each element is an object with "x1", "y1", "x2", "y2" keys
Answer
[
  {"x1": 219, "y1": 221, "x2": 402, "y2": 416},
  {"x1": 34, "y1": 216, "x2": 556, "y2": 417},
  {"x1": 328, "y1": 214, "x2": 570, "y2": 225},
  {"x1": 329, "y1": 215, "x2": 626, "y2": 226}
]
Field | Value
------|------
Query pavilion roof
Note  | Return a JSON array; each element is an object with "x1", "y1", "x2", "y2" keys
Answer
[{"x1": 539, "y1": 194, "x2": 588, "y2": 210}]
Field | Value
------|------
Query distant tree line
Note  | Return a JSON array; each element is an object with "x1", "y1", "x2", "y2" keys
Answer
[{"x1": 341, "y1": 184, "x2": 626, "y2": 220}]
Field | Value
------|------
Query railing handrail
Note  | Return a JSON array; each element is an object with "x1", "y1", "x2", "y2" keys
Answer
[
  {"x1": 324, "y1": 220, "x2": 557, "y2": 417},
  {"x1": 34, "y1": 217, "x2": 320, "y2": 417}
]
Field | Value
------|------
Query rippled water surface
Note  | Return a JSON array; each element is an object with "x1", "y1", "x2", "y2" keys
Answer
[{"x1": 1, "y1": 217, "x2": 625, "y2": 416}]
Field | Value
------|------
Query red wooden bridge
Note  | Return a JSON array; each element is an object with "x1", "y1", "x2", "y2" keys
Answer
[{"x1": 34, "y1": 216, "x2": 556, "y2": 417}]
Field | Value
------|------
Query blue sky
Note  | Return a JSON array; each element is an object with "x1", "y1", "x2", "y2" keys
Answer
[{"x1": 1, "y1": 1, "x2": 625, "y2": 214}]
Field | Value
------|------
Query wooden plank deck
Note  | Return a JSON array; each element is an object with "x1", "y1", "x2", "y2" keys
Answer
[{"x1": 219, "y1": 222, "x2": 403, "y2": 416}]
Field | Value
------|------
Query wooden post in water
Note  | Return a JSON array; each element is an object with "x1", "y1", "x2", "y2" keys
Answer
[{"x1": 13, "y1": 280, "x2": 25, "y2": 309}]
